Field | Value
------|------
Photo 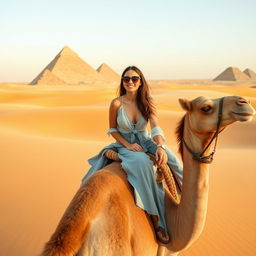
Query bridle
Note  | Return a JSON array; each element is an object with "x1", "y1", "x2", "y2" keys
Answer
[{"x1": 182, "y1": 97, "x2": 225, "y2": 164}]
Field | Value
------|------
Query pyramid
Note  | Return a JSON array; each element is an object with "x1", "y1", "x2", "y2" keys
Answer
[
  {"x1": 30, "y1": 69, "x2": 67, "y2": 85},
  {"x1": 213, "y1": 66, "x2": 251, "y2": 81},
  {"x1": 30, "y1": 46, "x2": 102, "y2": 85},
  {"x1": 243, "y1": 68, "x2": 256, "y2": 80},
  {"x1": 96, "y1": 63, "x2": 120, "y2": 82}
]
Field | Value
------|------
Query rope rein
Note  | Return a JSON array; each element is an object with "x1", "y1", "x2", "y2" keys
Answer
[{"x1": 104, "y1": 149, "x2": 181, "y2": 205}]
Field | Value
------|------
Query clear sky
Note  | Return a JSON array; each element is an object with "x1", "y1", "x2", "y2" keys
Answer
[{"x1": 1, "y1": 0, "x2": 256, "y2": 81}]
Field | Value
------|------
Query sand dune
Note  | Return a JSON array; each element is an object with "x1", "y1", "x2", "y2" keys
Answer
[
  {"x1": 154, "y1": 90, "x2": 231, "y2": 110},
  {"x1": 182, "y1": 148, "x2": 256, "y2": 256},
  {"x1": 0, "y1": 105, "x2": 255, "y2": 148},
  {"x1": 0, "y1": 81, "x2": 255, "y2": 256}
]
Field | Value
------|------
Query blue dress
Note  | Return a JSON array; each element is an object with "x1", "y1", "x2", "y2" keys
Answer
[{"x1": 82, "y1": 102, "x2": 183, "y2": 233}]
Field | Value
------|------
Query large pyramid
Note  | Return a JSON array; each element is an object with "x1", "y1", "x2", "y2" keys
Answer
[
  {"x1": 30, "y1": 46, "x2": 102, "y2": 85},
  {"x1": 213, "y1": 66, "x2": 251, "y2": 81},
  {"x1": 96, "y1": 63, "x2": 120, "y2": 82},
  {"x1": 30, "y1": 69, "x2": 67, "y2": 85},
  {"x1": 243, "y1": 68, "x2": 256, "y2": 80}
]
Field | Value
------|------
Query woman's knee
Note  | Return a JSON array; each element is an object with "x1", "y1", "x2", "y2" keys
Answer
[
  {"x1": 120, "y1": 150, "x2": 153, "y2": 166},
  {"x1": 130, "y1": 152, "x2": 152, "y2": 165}
]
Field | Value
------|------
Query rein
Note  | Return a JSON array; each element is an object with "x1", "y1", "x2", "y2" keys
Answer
[{"x1": 182, "y1": 97, "x2": 225, "y2": 164}]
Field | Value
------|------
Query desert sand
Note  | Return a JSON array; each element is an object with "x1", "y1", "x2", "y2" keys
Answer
[{"x1": 0, "y1": 80, "x2": 255, "y2": 256}]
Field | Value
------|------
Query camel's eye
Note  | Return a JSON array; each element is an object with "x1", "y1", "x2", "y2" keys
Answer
[{"x1": 201, "y1": 105, "x2": 212, "y2": 113}]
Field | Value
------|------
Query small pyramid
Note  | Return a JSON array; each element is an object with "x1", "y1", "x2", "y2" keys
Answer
[
  {"x1": 30, "y1": 46, "x2": 102, "y2": 85},
  {"x1": 96, "y1": 63, "x2": 120, "y2": 82},
  {"x1": 243, "y1": 68, "x2": 256, "y2": 80},
  {"x1": 30, "y1": 69, "x2": 67, "y2": 85},
  {"x1": 213, "y1": 66, "x2": 251, "y2": 81}
]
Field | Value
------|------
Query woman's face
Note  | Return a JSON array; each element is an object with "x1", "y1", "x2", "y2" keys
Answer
[{"x1": 122, "y1": 70, "x2": 141, "y2": 93}]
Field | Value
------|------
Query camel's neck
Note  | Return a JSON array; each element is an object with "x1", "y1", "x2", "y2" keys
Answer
[{"x1": 167, "y1": 115, "x2": 213, "y2": 252}]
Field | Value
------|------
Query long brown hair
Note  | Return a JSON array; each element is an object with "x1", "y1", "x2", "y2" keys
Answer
[{"x1": 118, "y1": 66, "x2": 155, "y2": 121}]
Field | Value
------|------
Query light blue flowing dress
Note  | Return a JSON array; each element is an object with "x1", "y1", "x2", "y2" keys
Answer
[{"x1": 82, "y1": 100, "x2": 183, "y2": 233}]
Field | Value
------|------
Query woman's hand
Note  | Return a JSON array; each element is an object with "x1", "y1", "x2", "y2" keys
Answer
[
  {"x1": 127, "y1": 143, "x2": 144, "y2": 152},
  {"x1": 155, "y1": 147, "x2": 168, "y2": 166}
]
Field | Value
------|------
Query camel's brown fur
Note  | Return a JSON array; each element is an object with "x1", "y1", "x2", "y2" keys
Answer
[
  {"x1": 175, "y1": 115, "x2": 185, "y2": 160},
  {"x1": 41, "y1": 165, "x2": 131, "y2": 255},
  {"x1": 41, "y1": 162, "x2": 155, "y2": 256}
]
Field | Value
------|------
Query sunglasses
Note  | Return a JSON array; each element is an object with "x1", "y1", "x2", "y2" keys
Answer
[{"x1": 122, "y1": 76, "x2": 141, "y2": 83}]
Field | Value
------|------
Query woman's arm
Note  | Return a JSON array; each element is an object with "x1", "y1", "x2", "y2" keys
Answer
[
  {"x1": 109, "y1": 98, "x2": 143, "y2": 152},
  {"x1": 149, "y1": 114, "x2": 165, "y2": 145},
  {"x1": 149, "y1": 110, "x2": 168, "y2": 165},
  {"x1": 149, "y1": 109, "x2": 166, "y2": 144}
]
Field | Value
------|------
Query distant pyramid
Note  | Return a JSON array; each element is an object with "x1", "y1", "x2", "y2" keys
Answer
[
  {"x1": 30, "y1": 69, "x2": 67, "y2": 85},
  {"x1": 243, "y1": 68, "x2": 256, "y2": 80},
  {"x1": 96, "y1": 63, "x2": 120, "y2": 82},
  {"x1": 213, "y1": 66, "x2": 251, "y2": 81},
  {"x1": 30, "y1": 46, "x2": 102, "y2": 85}
]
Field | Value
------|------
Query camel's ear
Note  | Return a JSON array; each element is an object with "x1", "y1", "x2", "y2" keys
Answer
[{"x1": 179, "y1": 98, "x2": 192, "y2": 112}]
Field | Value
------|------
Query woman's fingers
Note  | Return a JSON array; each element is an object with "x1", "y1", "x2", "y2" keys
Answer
[
  {"x1": 130, "y1": 143, "x2": 144, "y2": 152},
  {"x1": 156, "y1": 152, "x2": 162, "y2": 165},
  {"x1": 135, "y1": 144, "x2": 143, "y2": 152},
  {"x1": 156, "y1": 150, "x2": 168, "y2": 166},
  {"x1": 158, "y1": 155, "x2": 163, "y2": 166},
  {"x1": 163, "y1": 153, "x2": 168, "y2": 164}
]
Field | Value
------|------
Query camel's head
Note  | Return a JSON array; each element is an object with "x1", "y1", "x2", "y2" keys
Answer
[{"x1": 179, "y1": 96, "x2": 255, "y2": 134}]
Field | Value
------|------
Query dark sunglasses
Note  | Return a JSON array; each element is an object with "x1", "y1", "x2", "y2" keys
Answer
[{"x1": 122, "y1": 76, "x2": 141, "y2": 83}]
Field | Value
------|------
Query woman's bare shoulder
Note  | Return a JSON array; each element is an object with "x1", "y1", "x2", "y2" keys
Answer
[{"x1": 110, "y1": 97, "x2": 122, "y2": 109}]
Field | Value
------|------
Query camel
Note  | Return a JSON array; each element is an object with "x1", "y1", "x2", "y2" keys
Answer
[{"x1": 41, "y1": 95, "x2": 255, "y2": 256}]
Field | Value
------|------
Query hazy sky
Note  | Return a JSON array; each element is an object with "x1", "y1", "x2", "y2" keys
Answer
[{"x1": 1, "y1": 0, "x2": 255, "y2": 81}]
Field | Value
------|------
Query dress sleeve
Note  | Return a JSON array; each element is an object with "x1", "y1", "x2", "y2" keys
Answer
[
  {"x1": 107, "y1": 128, "x2": 119, "y2": 136},
  {"x1": 151, "y1": 126, "x2": 166, "y2": 142}
]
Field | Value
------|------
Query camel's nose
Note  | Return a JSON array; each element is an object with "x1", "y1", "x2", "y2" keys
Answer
[{"x1": 236, "y1": 97, "x2": 250, "y2": 106}]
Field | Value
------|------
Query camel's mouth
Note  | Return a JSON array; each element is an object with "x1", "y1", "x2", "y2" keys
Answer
[
  {"x1": 231, "y1": 111, "x2": 254, "y2": 121},
  {"x1": 232, "y1": 112, "x2": 253, "y2": 116}
]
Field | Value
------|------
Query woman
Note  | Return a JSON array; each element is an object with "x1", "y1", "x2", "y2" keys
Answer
[{"x1": 82, "y1": 66, "x2": 183, "y2": 244}]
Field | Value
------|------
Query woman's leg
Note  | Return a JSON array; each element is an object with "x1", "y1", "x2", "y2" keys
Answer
[{"x1": 117, "y1": 148, "x2": 169, "y2": 235}]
